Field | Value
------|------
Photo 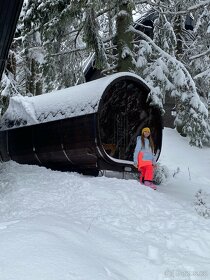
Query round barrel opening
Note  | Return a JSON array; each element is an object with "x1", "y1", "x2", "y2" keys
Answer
[{"x1": 98, "y1": 77, "x2": 162, "y2": 162}]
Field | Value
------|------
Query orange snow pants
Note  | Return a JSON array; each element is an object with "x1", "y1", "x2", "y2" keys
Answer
[
  {"x1": 137, "y1": 152, "x2": 154, "y2": 182},
  {"x1": 139, "y1": 165, "x2": 154, "y2": 181}
]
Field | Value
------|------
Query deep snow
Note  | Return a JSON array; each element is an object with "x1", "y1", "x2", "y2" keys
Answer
[{"x1": 0, "y1": 128, "x2": 210, "y2": 280}]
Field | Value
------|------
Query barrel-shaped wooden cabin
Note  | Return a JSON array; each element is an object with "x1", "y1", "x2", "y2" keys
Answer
[{"x1": 0, "y1": 72, "x2": 162, "y2": 175}]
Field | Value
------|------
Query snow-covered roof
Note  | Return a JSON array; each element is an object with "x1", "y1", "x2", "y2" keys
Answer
[{"x1": 1, "y1": 72, "x2": 149, "y2": 129}]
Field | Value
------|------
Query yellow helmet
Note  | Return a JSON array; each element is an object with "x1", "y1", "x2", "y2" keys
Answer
[{"x1": 142, "y1": 127, "x2": 150, "y2": 134}]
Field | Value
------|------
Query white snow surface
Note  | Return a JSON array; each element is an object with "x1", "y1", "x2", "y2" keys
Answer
[
  {"x1": 0, "y1": 128, "x2": 210, "y2": 280},
  {"x1": 1, "y1": 72, "x2": 146, "y2": 128}
]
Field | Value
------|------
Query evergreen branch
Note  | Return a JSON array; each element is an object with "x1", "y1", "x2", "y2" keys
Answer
[
  {"x1": 104, "y1": 44, "x2": 117, "y2": 51},
  {"x1": 129, "y1": 25, "x2": 208, "y2": 116},
  {"x1": 101, "y1": 65, "x2": 117, "y2": 73},
  {"x1": 106, "y1": 54, "x2": 118, "y2": 60},
  {"x1": 160, "y1": 0, "x2": 210, "y2": 16},
  {"x1": 135, "y1": 0, "x2": 164, "y2": 6},
  {"x1": 96, "y1": 4, "x2": 116, "y2": 18},
  {"x1": 102, "y1": 35, "x2": 116, "y2": 44},
  {"x1": 134, "y1": 21, "x2": 153, "y2": 29},
  {"x1": 135, "y1": 0, "x2": 210, "y2": 15},
  {"x1": 194, "y1": 68, "x2": 210, "y2": 79},
  {"x1": 189, "y1": 48, "x2": 210, "y2": 60},
  {"x1": 61, "y1": 28, "x2": 82, "y2": 38},
  {"x1": 134, "y1": 0, "x2": 172, "y2": 9},
  {"x1": 47, "y1": 46, "x2": 87, "y2": 57}
]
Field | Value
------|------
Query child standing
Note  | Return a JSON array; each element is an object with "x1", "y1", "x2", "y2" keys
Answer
[{"x1": 133, "y1": 127, "x2": 158, "y2": 190}]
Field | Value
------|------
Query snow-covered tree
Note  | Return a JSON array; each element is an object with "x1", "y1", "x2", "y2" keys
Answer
[
  {"x1": 1, "y1": 0, "x2": 210, "y2": 146},
  {"x1": 21, "y1": 0, "x2": 87, "y2": 93},
  {"x1": 132, "y1": 0, "x2": 210, "y2": 146}
]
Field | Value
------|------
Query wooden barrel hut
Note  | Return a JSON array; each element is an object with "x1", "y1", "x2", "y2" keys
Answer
[{"x1": 0, "y1": 72, "x2": 163, "y2": 175}]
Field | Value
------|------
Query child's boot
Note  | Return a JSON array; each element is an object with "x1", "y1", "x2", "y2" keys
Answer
[
  {"x1": 144, "y1": 181, "x2": 157, "y2": 190},
  {"x1": 149, "y1": 182, "x2": 157, "y2": 190}
]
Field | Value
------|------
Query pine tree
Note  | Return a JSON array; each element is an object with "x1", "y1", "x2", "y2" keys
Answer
[
  {"x1": 1, "y1": 0, "x2": 210, "y2": 146},
  {"x1": 132, "y1": 0, "x2": 209, "y2": 146}
]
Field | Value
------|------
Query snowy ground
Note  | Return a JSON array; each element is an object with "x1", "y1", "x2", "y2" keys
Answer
[{"x1": 0, "y1": 128, "x2": 210, "y2": 280}]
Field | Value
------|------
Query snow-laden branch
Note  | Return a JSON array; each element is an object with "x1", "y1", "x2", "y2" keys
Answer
[
  {"x1": 129, "y1": 25, "x2": 208, "y2": 116},
  {"x1": 163, "y1": 0, "x2": 210, "y2": 15},
  {"x1": 47, "y1": 36, "x2": 115, "y2": 58},
  {"x1": 130, "y1": 26, "x2": 193, "y2": 85},
  {"x1": 96, "y1": 5, "x2": 116, "y2": 18},
  {"x1": 135, "y1": 0, "x2": 210, "y2": 15},
  {"x1": 189, "y1": 0, "x2": 210, "y2": 10},
  {"x1": 48, "y1": 46, "x2": 87, "y2": 57},
  {"x1": 134, "y1": 0, "x2": 168, "y2": 8},
  {"x1": 194, "y1": 68, "x2": 210, "y2": 79},
  {"x1": 134, "y1": 21, "x2": 153, "y2": 29},
  {"x1": 189, "y1": 48, "x2": 210, "y2": 60}
]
